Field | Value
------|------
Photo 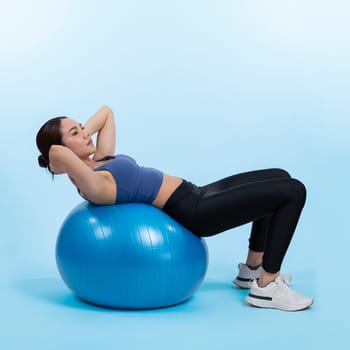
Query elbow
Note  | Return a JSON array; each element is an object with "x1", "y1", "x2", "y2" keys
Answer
[
  {"x1": 101, "y1": 105, "x2": 114, "y2": 123},
  {"x1": 102, "y1": 105, "x2": 113, "y2": 114}
]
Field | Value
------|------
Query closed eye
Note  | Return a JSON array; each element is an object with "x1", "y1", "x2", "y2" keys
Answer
[{"x1": 69, "y1": 123, "x2": 84, "y2": 136}]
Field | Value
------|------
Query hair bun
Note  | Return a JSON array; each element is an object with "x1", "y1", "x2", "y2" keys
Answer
[{"x1": 38, "y1": 154, "x2": 49, "y2": 168}]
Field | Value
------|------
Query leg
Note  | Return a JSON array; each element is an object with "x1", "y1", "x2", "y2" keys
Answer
[
  {"x1": 163, "y1": 172, "x2": 312, "y2": 311},
  {"x1": 201, "y1": 168, "x2": 291, "y2": 262},
  {"x1": 200, "y1": 168, "x2": 291, "y2": 193},
  {"x1": 201, "y1": 177, "x2": 307, "y2": 291},
  {"x1": 193, "y1": 177, "x2": 306, "y2": 275},
  {"x1": 246, "y1": 249, "x2": 264, "y2": 267},
  {"x1": 164, "y1": 170, "x2": 305, "y2": 275},
  {"x1": 247, "y1": 170, "x2": 291, "y2": 256}
]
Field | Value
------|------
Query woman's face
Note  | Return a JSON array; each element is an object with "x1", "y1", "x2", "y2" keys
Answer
[{"x1": 60, "y1": 118, "x2": 96, "y2": 159}]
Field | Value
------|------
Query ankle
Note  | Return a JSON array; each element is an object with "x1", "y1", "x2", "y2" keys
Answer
[
  {"x1": 246, "y1": 250, "x2": 263, "y2": 268},
  {"x1": 258, "y1": 269, "x2": 280, "y2": 288},
  {"x1": 246, "y1": 263, "x2": 262, "y2": 270}
]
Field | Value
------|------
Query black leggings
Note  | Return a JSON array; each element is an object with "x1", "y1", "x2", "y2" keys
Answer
[{"x1": 162, "y1": 168, "x2": 306, "y2": 273}]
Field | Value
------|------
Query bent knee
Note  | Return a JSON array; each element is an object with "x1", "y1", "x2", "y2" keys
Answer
[
  {"x1": 271, "y1": 168, "x2": 291, "y2": 179},
  {"x1": 291, "y1": 178, "x2": 307, "y2": 204}
]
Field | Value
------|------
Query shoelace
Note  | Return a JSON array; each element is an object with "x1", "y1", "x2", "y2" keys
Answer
[
  {"x1": 274, "y1": 277, "x2": 294, "y2": 295},
  {"x1": 281, "y1": 275, "x2": 291, "y2": 286}
]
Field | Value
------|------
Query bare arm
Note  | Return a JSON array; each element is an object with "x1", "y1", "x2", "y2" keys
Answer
[
  {"x1": 84, "y1": 105, "x2": 116, "y2": 160},
  {"x1": 49, "y1": 145, "x2": 116, "y2": 205}
]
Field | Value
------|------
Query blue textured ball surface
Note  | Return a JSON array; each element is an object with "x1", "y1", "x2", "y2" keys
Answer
[{"x1": 56, "y1": 202, "x2": 208, "y2": 309}]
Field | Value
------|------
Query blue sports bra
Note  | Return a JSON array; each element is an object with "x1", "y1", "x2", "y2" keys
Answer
[{"x1": 93, "y1": 154, "x2": 163, "y2": 204}]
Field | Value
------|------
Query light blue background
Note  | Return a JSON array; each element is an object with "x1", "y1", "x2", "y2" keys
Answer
[{"x1": 1, "y1": 0, "x2": 349, "y2": 348}]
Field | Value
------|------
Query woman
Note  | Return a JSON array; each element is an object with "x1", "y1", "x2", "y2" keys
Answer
[{"x1": 36, "y1": 105, "x2": 313, "y2": 312}]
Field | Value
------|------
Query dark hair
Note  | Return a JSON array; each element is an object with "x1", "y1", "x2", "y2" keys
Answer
[{"x1": 36, "y1": 116, "x2": 67, "y2": 173}]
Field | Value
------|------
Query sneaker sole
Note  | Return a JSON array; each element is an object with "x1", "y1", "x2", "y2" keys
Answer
[{"x1": 245, "y1": 295, "x2": 313, "y2": 312}]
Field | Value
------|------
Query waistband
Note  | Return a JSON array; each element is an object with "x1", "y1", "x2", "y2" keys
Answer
[{"x1": 163, "y1": 179, "x2": 200, "y2": 213}]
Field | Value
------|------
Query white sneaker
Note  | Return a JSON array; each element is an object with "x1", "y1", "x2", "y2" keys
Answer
[
  {"x1": 245, "y1": 276, "x2": 313, "y2": 311},
  {"x1": 233, "y1": 263, "x2": 292, "y2": 289}
]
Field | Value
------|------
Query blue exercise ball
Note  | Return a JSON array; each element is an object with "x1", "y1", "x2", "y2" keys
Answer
[{"x1": 56, "y1": 202, "x2": 208, "y2": 309}]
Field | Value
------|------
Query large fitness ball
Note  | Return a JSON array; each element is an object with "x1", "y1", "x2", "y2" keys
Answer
[{"x1": 56, "y1": 202, "x2": 208, "y2": 309}]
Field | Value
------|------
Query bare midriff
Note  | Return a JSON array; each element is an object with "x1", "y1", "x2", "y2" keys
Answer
[{"x1": 151, "y1": 174, "x2": 183, "y2": 209}]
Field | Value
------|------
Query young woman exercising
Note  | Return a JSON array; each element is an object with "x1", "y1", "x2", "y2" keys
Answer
[{"x1": 36, "y1": 105, "x2": 313, "y2": 311}]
